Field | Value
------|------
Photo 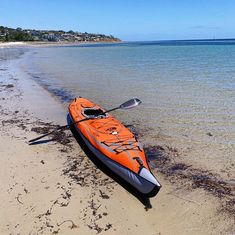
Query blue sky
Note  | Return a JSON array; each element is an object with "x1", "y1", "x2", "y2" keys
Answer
[{"x1": 1, "y1": 0, "x2": 235, "y2": 41}]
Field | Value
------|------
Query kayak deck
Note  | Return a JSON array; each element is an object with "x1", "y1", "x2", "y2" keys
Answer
[{"x1": 69, "y1": 97, "x2": 150, "y2": 174}]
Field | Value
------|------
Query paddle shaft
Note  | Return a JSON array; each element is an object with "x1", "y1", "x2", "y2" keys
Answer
[{"x1": 29, "y1": 106, "x2": 120, "y2": 143}]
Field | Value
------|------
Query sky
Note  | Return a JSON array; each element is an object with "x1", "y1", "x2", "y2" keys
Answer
[{"x1": 1, "y1": 0, "x2": 235, "y2": 41}]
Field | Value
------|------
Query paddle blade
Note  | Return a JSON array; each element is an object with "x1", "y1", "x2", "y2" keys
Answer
[{"x1": 119, "y1": 98, "x2": 142, "y2": 109}]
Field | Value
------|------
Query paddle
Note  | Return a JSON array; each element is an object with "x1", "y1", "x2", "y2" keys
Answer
[{"x1": 28, "y1": 98, "x2": 141, "y2": 143}]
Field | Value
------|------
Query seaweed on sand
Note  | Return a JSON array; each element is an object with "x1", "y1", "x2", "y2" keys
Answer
[
  {"x1": 145, "y1": 145, "x2": 235, "y2": 215},
  {"x1": 31, "y1": 123, "x2": 72, "y2": 146}
]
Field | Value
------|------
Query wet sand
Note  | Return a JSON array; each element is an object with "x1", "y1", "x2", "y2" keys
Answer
[{"x1": 0, "y1": 47, "x2": 234, "y2": 234}]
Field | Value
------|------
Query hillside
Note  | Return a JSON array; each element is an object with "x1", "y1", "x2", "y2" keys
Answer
[{"x1": 0, "y1": 26, "x2": 121, "y2": 43}]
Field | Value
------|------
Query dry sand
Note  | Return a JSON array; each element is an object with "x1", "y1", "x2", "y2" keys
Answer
[{"x1": 0, "y1": 47, "x2": 234, "y2": 234}]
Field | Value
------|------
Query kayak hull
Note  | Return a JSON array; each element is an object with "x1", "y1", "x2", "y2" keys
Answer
[{"x1": 71, "y1": 116, "x2": 161, "y2": 196}]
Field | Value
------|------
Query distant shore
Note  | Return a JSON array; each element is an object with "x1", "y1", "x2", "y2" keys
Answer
[
  {"x1": 2, "y1": 38, "x2": 235, "y2": 48},
  {"x1": 0, "y1": 41, "x2": 27, "y2": 47},
  {"x1": 0, "y1": 46, "x2": 234, "y2": 235},
  {"x1": 0, "y1": 40, "x2": 122, "y2": 48}
]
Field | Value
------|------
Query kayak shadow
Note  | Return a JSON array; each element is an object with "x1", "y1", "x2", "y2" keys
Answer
[{"x1": 67, "y1": 114, "x2": 152, "y2": 209}]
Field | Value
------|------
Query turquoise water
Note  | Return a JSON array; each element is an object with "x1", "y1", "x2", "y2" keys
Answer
[
  {"x1": 27, "y1": 41, "x2": 235, "y2": 100},
  {"x1": 23, "y1": 41, "x2": 235, "y2": 175},
  {"x1": 26, "y1": 41, "x2": 235, "y2": 128}
]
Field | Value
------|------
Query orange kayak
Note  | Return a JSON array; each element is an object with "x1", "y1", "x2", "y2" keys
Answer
[{"x1": 69, "y1": 97, "x2": 161, "y2": 196}]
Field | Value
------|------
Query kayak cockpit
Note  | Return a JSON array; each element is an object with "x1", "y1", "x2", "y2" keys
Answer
[{"x1": 82, "y1": 108, "x2": 107, "y2": 119}]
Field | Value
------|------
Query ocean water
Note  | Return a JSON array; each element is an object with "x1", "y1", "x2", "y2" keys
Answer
[{"x1": 22, "y1": 40, "x2": 235, "y2": 177}]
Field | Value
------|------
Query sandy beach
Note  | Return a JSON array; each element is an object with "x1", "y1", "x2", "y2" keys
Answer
[{"x1": 0, "y1": 46, "x2": 234, "y2": 235}]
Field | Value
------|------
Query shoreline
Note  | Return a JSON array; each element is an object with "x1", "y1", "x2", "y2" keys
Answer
[
  {"x1": 0, "y1": 40, "x2": 122, "y2": 48},
  {"x1": 0, "y1": 47, "x2": 234, "y2": 234}
]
